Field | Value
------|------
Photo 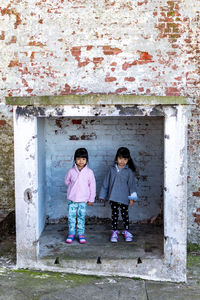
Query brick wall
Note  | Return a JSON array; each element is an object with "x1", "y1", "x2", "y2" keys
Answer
[
  {"x1": 0, "y1": 0, "x2": 199, "y2": 242},
  {"x1": 0, "y1": 109, "x2": 14, "y2": 209}
]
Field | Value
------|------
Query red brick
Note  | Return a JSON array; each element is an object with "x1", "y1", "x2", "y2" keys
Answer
[
  {"x1": 105, "y1": 76, "x2": 117, "y2": 82},
  {"x1": 103, "y1": 46, "x2": 122, "y2": 55}
]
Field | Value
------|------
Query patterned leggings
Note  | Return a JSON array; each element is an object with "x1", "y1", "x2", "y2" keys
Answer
[
  {"x1": 68, "y1": 201, "x2": 87, "y2": 235},
  {"x1": 110, "y1": 201, "x2": 129, "y2": 231}
]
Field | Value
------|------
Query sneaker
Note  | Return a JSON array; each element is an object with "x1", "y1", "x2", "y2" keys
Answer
[
  {"x1": 66, "y1": 234, "x2": 75, "y2": 244},
  {"x1": 78, "y1": 235, "x2": 86, "y2": 244},
  {"x1": 110, "y1": 230, "x2": 119, "y2": 243},
  {"x1": 122, "y1": 230, "x2": 133, "y2": 242}
]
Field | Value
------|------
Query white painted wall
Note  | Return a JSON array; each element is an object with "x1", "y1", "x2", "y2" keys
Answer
[{"x1": 37, "y1": 118, "x2": 46, "y2": 236}]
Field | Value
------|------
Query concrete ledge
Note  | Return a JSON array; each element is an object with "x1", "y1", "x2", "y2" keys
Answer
[
  {"x1": 6, "y1": 94, "x2": 187, "y2": 106},
  {"x1": 16, "y1": 257, "x2": 186, "y2": 283}
]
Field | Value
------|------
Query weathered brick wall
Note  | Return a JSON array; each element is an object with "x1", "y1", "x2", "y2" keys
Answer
[
  {"x1": 0, "y1": 0, "x2": 199, "y2": 241},
  {"x1": 0, "y1": 108, "x2": 14, "y2": 210}
]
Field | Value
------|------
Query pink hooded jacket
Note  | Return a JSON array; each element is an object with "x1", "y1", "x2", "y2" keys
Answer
[{"x1": 65, "y1": 164, "x2": 96, "y2": 203}]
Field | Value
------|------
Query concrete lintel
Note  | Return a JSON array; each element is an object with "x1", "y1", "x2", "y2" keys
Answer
[
  {"x1": 6, "y1": 94, "x2": 187, "y2": 106},
  {"x1": 14, "y1": 104, "x2": 181, "y2": 118}
]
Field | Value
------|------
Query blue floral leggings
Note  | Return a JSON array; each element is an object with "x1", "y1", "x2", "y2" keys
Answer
[{"x1": 68, "y1": 201, "x2": 87, "y2": 235}]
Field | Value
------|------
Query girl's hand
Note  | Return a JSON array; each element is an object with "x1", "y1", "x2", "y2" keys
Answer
[
  {"x1": 98, "y1": 198, "x2": 106, "y2": 207},
  {"x1": 129, "y1": 200, "x2": 134, "y2": 206},
  {"x1": 87, "y1": 202, "x2": 93, "y2": 206}
]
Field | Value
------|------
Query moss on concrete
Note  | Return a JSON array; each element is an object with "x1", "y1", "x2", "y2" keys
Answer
[
  {"x1": 13, "y1": 268, "x2": 100, "y2": 284},
  {"x1": 6, "y1": 94, "x2": 187, "y2": 106},
  {"x1": 187, "y1": 255, "x2": 200, "y2": 267},
  {"x1": 187, "y1": 242, "x2": 200, "y2": 254}
]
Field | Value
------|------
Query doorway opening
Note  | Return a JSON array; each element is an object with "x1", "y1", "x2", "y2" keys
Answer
[
  {"x1": 9, "y1": 95, "x2": 187, "y2": 282},
  {"x1": 38, "y1": 116, "x2": 164, "y2": 261}
]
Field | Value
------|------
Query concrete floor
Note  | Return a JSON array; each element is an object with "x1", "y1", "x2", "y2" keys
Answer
[
  {"x1": 39, "y1": 223, "x2": 163, "y2": 260},
  {"x1": 1, "y1": 225, "x2": 200, "y2": 299}
]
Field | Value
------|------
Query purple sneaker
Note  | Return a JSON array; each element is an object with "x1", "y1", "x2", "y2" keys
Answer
[
  {"x1": 122, "y1": 230, "x2": 133, "y2": 242},
  {"x1": 110, "y1": 230, "x2": 119, "y2": 243}
]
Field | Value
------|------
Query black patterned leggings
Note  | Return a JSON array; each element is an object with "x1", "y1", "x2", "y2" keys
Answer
[{"x1": 110, "y1": 201, "x2": 129, "y2": 231}]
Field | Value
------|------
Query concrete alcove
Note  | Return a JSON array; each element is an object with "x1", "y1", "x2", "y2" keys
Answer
[{"x1": 7, "y1": 95, "x2": 188, "y2": 282}]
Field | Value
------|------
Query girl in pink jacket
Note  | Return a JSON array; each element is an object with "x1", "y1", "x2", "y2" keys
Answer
[{"x1": 65, "y1": 148, "x2": 96, "y2": 244}]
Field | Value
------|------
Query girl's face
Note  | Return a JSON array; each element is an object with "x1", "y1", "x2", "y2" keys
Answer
[
  {"x1": 117, "y1": 156, "x2": 129, "y2": 169},
  {"x1": 75, "y1": 157, "x2": 87, "y2": 170}
]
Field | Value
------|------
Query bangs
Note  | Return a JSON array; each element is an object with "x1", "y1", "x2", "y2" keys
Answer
[{"x1": 74, "y1": 148, "x2": 88, "y2": 161}]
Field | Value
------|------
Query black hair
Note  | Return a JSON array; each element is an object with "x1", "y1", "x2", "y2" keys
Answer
[
  {"x1": 74, "y1": 148, "x2": 88, "y2": 162},
  {"x1": 114, "y1": 147, "x2": 136, "y2": 172}
]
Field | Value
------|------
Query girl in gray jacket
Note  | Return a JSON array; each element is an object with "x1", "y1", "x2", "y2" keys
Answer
[{"x1": 99, "y1": 147, "x2": 138, "y2": 243}]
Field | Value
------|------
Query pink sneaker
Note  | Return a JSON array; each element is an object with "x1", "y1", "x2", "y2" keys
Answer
[
  {"x1": 122, "y1": 230, "x2": 133, "y2": 242},
  {"x1": 110, "y1": 230, "x2": 119, "y2": 243},
  {"x1": 66, "y1": 234, "x2": 75, "y2": 244},
  {"x1": 78, "y1": 235, "x2": 86, "y2": 244}
]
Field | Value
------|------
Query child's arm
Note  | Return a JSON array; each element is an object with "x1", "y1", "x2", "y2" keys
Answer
[
  {"x1": 98, "y1": 169, "x2": 111, "y2": 201},
  {"x1": 128, "y1": 170, "x2": 138, "y2": 204},
  {"x1": 128, "y1": 192, "x2": 138, "y2": 206},
  {"x1": 88, "y1": 171, "x2": 96, "y2": 204},
  {"x1": 64, "y1": 170, "x2": 71, "y2": 186}
]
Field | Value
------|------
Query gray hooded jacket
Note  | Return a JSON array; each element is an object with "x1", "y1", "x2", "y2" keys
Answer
[{"x1": 99, "y1": 164, "x2": 137, "y2": 205}]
